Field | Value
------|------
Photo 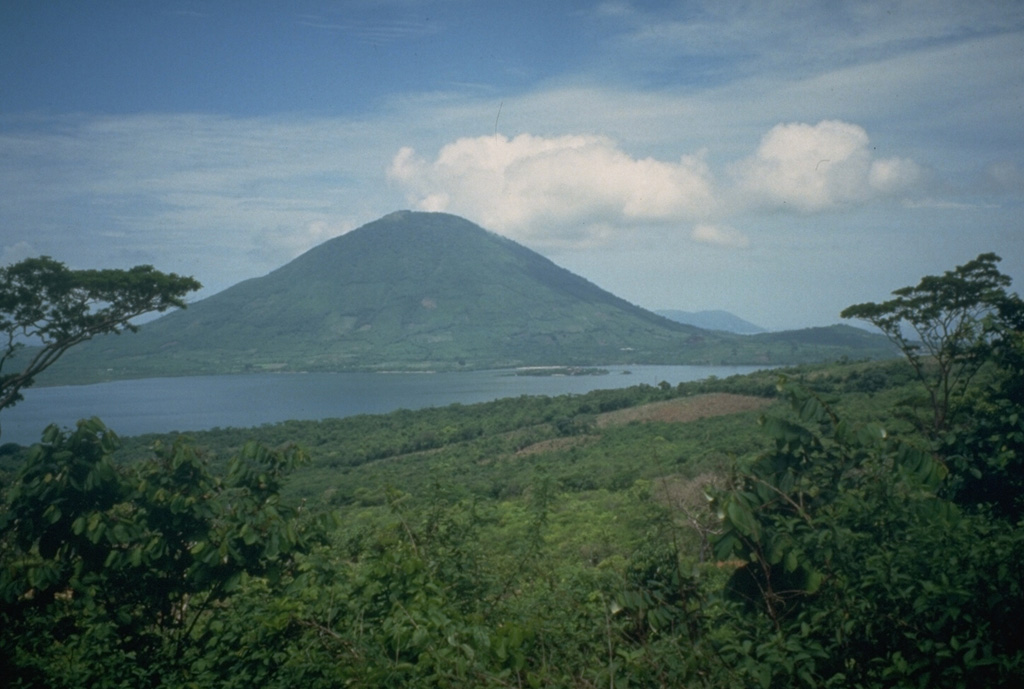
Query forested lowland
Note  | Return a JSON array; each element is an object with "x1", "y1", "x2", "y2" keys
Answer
[{"x1": 2, "y1": 254, "x2": 1023, "y2": 687}]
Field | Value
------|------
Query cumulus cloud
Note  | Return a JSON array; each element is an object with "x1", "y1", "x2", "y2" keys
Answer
[
  {"x1": 691, "y1": 223, "x2": 749, "y2": 249},
  {"x1": 390, "y1": 122, "x2": 926, "y2": 251},
  {"x1": 732, "y1": 120, "x2": 921, "y2": 212},
  {"x1": 388, "y1": 133, "x2": 716, "y2": 245}
]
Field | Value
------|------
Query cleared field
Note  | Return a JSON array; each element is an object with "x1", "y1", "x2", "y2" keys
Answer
[{"x1": 596, "y1": 392, "x2": 774, "y2": 427}]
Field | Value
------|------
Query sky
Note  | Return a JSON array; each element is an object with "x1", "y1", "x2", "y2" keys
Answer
[{"x1": 1, "y1": 0, "x2": 1023, "y2": 331}]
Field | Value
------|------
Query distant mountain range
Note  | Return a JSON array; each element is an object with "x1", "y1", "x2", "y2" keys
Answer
[
  {"x1": 42, "y1": 211, "x2": 896, "y2": 384},
  {"x1": 655, "y1": 310, "x2": 766, "y2": 334}
]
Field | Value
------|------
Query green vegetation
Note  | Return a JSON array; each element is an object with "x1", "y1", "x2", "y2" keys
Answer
[
  {"x1": 2, "y1": 254, "x2": 1022, "y2": 687},
  {"x1": 0, "y1": 256, "x2": 200, "y2": 431},
  {"x1": 39, "y1": 212, "x2": 895, "y2": 385},
  {"x1": 0, "y1": 420, "x2": 326, "y2": 687}
]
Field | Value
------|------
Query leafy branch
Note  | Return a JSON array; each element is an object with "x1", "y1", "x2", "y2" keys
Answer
[{"x1": 0, "y1": 256, "x2": 201, "y2": 425}]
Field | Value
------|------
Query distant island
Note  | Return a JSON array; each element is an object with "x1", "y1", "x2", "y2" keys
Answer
[{"x1": 512, "y1": 366, "x2": 611, "y2": 377}]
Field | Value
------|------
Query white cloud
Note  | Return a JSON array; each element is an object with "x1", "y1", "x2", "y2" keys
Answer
[
  {"x1": 902, "y1": 198, "x2": 984, "y2": 211},
  {"x1": 389, "y1": 121, "x2": 934, "y2": 250},
  {"x1": 731, "y1": 120, "x2": 921, "y2": 212},
  {"x1": 388, "y1": 133, "x2": 716, "y2": 245},
  {"x1": 691, "y1": 223, "x2": 749, "y2": 249},
  {"x1": 869, "y1": 157, "x2": 922, "y2": 194}
]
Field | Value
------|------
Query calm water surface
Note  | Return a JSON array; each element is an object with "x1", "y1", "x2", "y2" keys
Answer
[{"x1": 2, "y1": 366, "x2": 765, "y2": 446}]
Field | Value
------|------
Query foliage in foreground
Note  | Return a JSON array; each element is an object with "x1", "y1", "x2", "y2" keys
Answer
[
  {"x1": 711, "y1": 382, "x2": 1024, "y2": 687},
  {"x1": 4, "y1": 353, "x2": 1021, "y2": 687},
  {"x1": 0, "y1": 419, "x2": 323, "y2": 688},
  {"x1": 2, "y1": 253, "x2": 1023, "y2": 687}
]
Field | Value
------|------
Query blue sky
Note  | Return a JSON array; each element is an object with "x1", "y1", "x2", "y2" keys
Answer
[{"x1": 2, "y1": 0, "x2": 1022, "y2": 330}]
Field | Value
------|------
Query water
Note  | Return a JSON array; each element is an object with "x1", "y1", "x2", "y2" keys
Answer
[{"x1": 1, "y1": 365, "x2": 765, "y2": 446}]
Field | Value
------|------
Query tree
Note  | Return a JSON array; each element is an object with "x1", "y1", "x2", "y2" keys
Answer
[
  {"x1": 840, "y1": 252, "x2": 1020, "y2": 435},
  {"x1": 0, "y1": 418, "x2": 319, "y2": 687},
  {"x1": 704, "y1": 254, "x2": 1024, "y2": 686},
  {"x1": 0, "y1": 256, "x2": 201, "y2": 428},
  {"x1": 710, "y1": 381, "x2": 1024, "y2": 688}
]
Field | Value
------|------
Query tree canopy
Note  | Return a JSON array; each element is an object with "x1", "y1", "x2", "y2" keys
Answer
[
  {"x1": 0, "y1": 257, "x2": 200, "y2": 426},
  {"x1": 841, "y1": 252, "x2": 1022, "y2": 433},
  {"x1": 0, "y1": 418, "x2": 319, "y2": 687}
]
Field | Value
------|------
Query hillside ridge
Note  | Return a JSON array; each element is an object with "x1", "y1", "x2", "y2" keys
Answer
[{"x1": 41, "y1": 211, "x2": 895, "y2": 383}]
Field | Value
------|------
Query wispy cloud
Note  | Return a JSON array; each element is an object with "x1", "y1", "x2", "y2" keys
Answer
[
  {"x1": 296, "y1": 14, "x2": 442, "y2": 45},
  {"x1": 594, "y1": 0, "x2": 1024, "y2": 83},
  {"x1": 691, "y1": 224, "x2": 748, "y2": 249},
  {"x1": 0, "y1": 113, "x2": 405, "y2": 291}
]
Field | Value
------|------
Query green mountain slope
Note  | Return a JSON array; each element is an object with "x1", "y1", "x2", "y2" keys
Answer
[{"x1": 42, "y1": 211, "x2": 895, "y2": 383}]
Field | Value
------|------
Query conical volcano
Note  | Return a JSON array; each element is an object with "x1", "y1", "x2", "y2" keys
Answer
[{"x1": 50, "y1": 211, "x2": 704, "y2": 379}]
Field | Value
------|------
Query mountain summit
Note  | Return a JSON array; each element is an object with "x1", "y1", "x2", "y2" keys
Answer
[
  {"x1": 45, "y1": 211, "x2": 894, "y2": 382},
  {"x1": 51, "y1": 212, "x2": 700, "y2": 378}
]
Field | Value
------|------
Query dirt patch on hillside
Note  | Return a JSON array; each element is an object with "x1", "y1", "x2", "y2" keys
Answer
[
  {"x1": 596, "y1": 393, "x2": 774, "y2": 427},
  {"x1": 512, "y1": 393, "x2": 774, "y2": 458}
]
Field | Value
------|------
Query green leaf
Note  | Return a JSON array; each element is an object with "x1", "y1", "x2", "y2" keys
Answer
[
  {"x1": 714, "y1": 532, "x2": 738, "y2": 561},
  {"x1": 726, "y1": 499, "x2": 761, "y2": 540},
  {"x1": 784, "y1": 549, "x2": 799, "y2": 573},
  {"x1": 804, "y1": 568, "x2": 823, "y2": 594}
]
